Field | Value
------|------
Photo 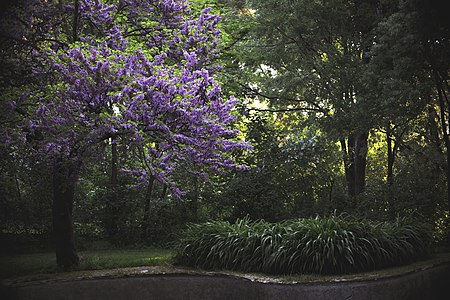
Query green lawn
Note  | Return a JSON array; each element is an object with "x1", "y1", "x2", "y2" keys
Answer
[{"x1": 0, "y1": 248, "x2": 173, "y2": 279}]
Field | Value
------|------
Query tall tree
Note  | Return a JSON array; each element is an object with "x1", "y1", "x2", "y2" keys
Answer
[
  {"x1": 2, "y1": 0, "x2": 248, "y2": 268},
  {"x1": 237, "y1": 0, "x2": 388, "y2": 198},
  {"x1": 415, "y1": 0, "x2": 450, "y2": 210},
  {"x1": 366, "y1": 0, "x2": 450, "y2": 208}
]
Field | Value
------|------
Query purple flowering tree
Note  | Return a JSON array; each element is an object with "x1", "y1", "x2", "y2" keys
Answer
[{"x1": 9, "y1": 0, "x2": 248, "y2": 268}]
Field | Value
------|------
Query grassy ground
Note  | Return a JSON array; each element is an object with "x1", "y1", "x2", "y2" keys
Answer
[
  {"x1": 0, "y1": 248, "x2": 173, "y2": 279},
  {"x1": 1, "y1": 248, "x2": 450, "y2": 284}
]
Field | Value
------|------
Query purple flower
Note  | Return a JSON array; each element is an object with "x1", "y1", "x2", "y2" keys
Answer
[{"x1": 13, "y1": 0, "x2": 250, "y2": 199}]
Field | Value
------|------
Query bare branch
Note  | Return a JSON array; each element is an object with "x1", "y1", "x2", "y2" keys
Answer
[
  {"x1": 240, "y1": 84, "x2": 327, "y2": 113},
  {"x1": 246, "y1": 107, "x2": 321, "y2": 113}
]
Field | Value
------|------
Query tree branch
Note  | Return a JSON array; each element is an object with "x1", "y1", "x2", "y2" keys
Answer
[
  {"x1": 240, "y1": 84, "x2": 327, "y2": 113},
  {"x1": 246, "y1": 107, "x2": 321, "y2": 113}
]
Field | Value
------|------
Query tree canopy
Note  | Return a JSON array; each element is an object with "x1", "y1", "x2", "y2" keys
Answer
[{"x1": 1, "y1": 0, "x2": 449, "y2": 268}]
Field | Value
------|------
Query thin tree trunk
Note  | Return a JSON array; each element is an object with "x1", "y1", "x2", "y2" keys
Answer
[
  {"x1": 328, "y1": 177, "x2": 334, "y2": 205},
  {"x1": 160, "y1": 184, "x2": 167, "y2": 201},
  {"x1": 386, "y1": 124, "x2": 399, "y2": 218},
  {"x1": 428, "y1": 104, "x2": 442, "y2": 154},
  {"x1": 141, "y1": 175, "x2": 155, "y2": 238},
  {"x1": 386, "y1": 124, "x2": 395, "y2": 185},
  {"x1": 14, "y1": 173, "x2": 22, "y2": 202},
  {"x1": 72, "y1": 0, "x2": 79, "y2": 43},
  {"x1": 111, "y1": 141, "x2": 118, "y2": 186},
  {"x1": 191, "y1": 177, "x2": 199, "y2": 220},
  {"x1": 426, "y1": 103, "x2": 443, "y2": 193},
  {"x1": 434, "y1": 73, "x2": 450, "y2": 211},
  {"x1": 341, "y1": 137, "x2": 355, "y2": 197},
  {"x1": 52, "y1": 160, "x2": 79, "y2": 269},
  {"x1": 354, "y1": 132, "x2": 369, "y2": 195},
  {"x1": 443, "y1": 86, "x2": 450, "y2": 212},
  {"x1": 106, "y1": 141, "x2": 119, "y2": 238}
]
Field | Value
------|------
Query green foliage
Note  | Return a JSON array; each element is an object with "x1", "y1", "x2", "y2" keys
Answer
[
  {"x1": 0, "y1": 248, "x2": 173, "y2": 278},
  {"x1": 434, "y1": 210, "x2": 450, "y2": 246},
  {"x1": 1, "y1": 0, "x2": 448, "y2": 257},
  {"x1": 0, "y1": 156, "x2": 53, "y2": 238},
  {"x1": 204, "y1": 115, "x2": 343, "y2": 221},
  {"x1": 174, "y1": 215, "x2": 432, "y2": 275}
]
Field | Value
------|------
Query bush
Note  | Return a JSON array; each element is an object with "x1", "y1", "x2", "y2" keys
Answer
[{"x1": 174, "y1": 215, "x2": 432, "y2": 275}]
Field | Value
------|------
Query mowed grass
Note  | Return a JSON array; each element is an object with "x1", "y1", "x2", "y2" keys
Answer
[{"x1": 0, "y1": 248, "x2": 173, "y2": 279}]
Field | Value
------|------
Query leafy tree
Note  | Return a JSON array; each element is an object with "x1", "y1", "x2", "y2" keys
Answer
[
  {"x1": 234, "y1": 0, "x2": 393, "y2": 199},
  {"x1": 207, "y1": 112, "x2": 343, "y2": 221},
  {"x1": 415, "y1": 0, "x2": 450, "y2": 210},
  {"x1": 364, "y1": 0, "x2": 450, "y2": 213},
  {"x1": 2, "y1": 0, "x2": 248, "y2": 268}
]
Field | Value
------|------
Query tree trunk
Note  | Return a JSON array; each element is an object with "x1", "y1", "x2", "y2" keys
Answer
[
  {"x1": 386, "y1": 125, "x2": 395, "y2": 185},
  {"x1": 445, "y1": 112, "x2": 450, "y2": 212},
  {"x1": 385, "y1": 124, "x2": 397, "y2": 218},
  {"x1": 141, "y1": 175, "x2": 155, "y2": 238},
  {"x1": 426, "y1": 103, "x2": 443, "y2": 194},
  {"x1": 354, "y1": 132, "x2": 369, "y2": 195},
  {"x1": 51, "y1": 4, "x2": 81, "y2": 267},
  {"x1": 105, "y1": 141, "x2": 119, "y2": 238},
  {"x1": 444, "y1": 106, "x2": 450, "y2": 212},
  {"x1": 434, "y1": 73, "x2": 450, "y2": 211},
  {"x1": 341, "y1": 132, "x2": 369, "y2": 199},
  {"x1": 428, "y1": 104, "x2": 442, "y2": 154},
  {"x1": 160, "y1": 184, "x2": 167, "y2": 201},
  {"x1": 340, "y1": 137, "x2": 355, "y2": 197},
  {"x1": 191, "y1": 177, "x2": 199, "y2": 221},
  {"x1": 52, "y1": 160, "x2": 79, "y2": 269},
  {"x1": 72, "y1": 0, "x2": 79, "y2": 43}
]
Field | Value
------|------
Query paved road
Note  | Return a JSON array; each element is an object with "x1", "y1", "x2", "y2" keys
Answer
[{"x1": 1, "y1": 263, "x2": 449, "y2": 300}]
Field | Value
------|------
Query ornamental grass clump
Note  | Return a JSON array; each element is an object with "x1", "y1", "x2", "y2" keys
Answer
[{"x1": 174, "y1": 215, "x2": 432, "y2": 275}]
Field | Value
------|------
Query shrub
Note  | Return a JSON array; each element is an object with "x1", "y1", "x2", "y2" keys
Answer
[{"x1": 174, "y1": 215, "x2": 432, "y2": 275}]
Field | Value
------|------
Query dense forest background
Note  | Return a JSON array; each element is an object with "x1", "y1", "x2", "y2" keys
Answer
[{"x1": 1, "y1": 0, "x2": 449, "y2": 254}]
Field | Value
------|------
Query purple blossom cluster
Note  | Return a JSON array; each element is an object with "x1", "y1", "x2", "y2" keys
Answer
[{"x1": 15, "y1": 0, "x2": 249, "y2": 197}]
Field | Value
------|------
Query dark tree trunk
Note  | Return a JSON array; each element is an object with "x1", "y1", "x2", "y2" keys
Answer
[
  {"x1": 160, "y1": 184, "x2": 167, "y2": 201},
  {"x1": 141, "y1": 175, "x2": 155, "y2": 238},
  {"x1": 328, "y1": 177, "x2": 334, "y2": 204},
  {"x1": 428, "y1": 104, "x2": 442, "y2": 154},
  {"x1": 52, "y1": 4, "x2": 82, "y2": 266},
  {"x1": 72, "y1": 0, "x2": 79, "y2": 43},
  {"x1": 341, "y1": 132, "x2": 369, "y2": 199},
  {"x1": 386, "y1": 125, "x2": 395, "y2": 185},
  {"x1": 354, "y1": 132, "x2": 368, "y2": 195},
  {"x1": 426, "y1": 104, "x2": 443, "y2": 188},
  {"x1": 341, "y1": 137, "x2": 355, "y2": 197},
  {"x1": 52, "y1": 160, "x2": 79, "y2": 269},
  {"x1": 434, "y1": 72, "x2": 450, "y2": 212},
  {"x1": 14, "y1": 172, "x2": 22, "y2": 202},
  {"x1": 111, "y1": 141, "x2": 118, "y2": 189},
  {"x1": 385, "y1": 124, "x2": 399, "y2": 218},
  {"x1": 445, "y1": 109, "x2": 450, "y2": 212},
  {"x1": 191, "y1": 177, "x2": 199, "y2": 221},
  {"x1": 105, "y1": 141, "x2": 119, "y2": 238}
]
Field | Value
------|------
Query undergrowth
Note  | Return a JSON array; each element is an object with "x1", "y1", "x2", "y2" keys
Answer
[{"x1": 174, "y1": 215, "x2": 432, "y2": 275}]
